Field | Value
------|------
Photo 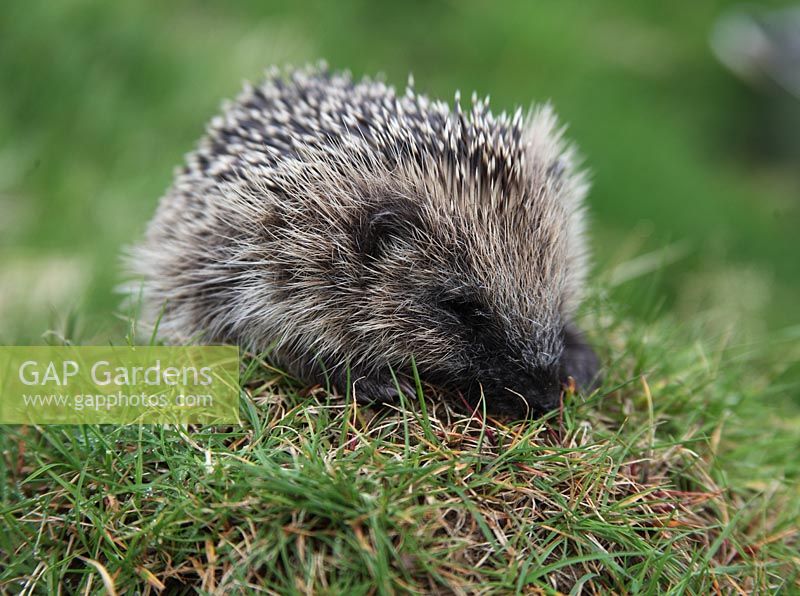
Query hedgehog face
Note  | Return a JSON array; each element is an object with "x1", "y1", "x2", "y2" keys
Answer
[
  {"x1": 426, "y1": 289, "x2": 566, "y2": 417},
  {"x1": 355, "y1": 198, "x2": 595, "y2": 417}
]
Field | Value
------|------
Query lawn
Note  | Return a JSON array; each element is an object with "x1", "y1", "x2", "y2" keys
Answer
[
  {"x1": 2, "y1": 297, "x2": 798, "y2": 592},
  {"x1": 0, "y1": 0, "x2": 798, "y2": 592}
]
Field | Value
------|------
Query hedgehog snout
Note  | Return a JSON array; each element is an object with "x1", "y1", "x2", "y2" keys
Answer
[
  {"x1": 508, "y1": 370, "x2": 563, "y2": 415},
  {"x1": 458, "y1": 365, "x2": 562, "y2": 418}
]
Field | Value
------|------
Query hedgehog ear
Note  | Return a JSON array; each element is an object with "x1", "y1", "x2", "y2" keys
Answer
[
  {"x1": 357, "y1": 199, "x2": 423, "y2": 260},
  {"x1": 560, "y1": 323, "x2": 601, "y2": 390}
]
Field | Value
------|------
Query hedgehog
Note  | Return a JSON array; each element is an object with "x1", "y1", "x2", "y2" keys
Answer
[{"x1": 129, "y1": 64, "x2": 599, "y2": 417}]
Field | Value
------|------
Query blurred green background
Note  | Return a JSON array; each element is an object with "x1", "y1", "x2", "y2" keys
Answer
[{"x1": 1, "y1": 0, "x2": 798, "y2": 344}]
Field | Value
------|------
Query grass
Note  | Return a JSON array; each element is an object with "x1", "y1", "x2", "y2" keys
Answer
[{"x1": 2, "y1": 294, "x2": 798, "y2": 593}]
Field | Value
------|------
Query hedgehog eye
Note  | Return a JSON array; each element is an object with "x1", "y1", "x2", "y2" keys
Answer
[{"x1": 440, "y1": 296, "x2": 489, "y2": 325}]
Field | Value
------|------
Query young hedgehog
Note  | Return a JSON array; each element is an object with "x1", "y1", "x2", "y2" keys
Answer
[{"x1": 130, "y1": 64, "x2": 599, "y2": 417}]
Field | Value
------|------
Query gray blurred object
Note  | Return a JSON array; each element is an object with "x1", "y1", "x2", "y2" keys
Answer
[{"x1": 711, "y1": 4, "x2": 800, "y2": 99}]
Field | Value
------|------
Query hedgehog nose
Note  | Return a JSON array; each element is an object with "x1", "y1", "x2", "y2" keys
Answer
[{"x1": 516, "y1": 373, "x2": 562, "y2": 413}]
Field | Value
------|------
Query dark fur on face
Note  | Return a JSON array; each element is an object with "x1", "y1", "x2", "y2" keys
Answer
[
  {"x1": 129, "y1": 65, "x2": 599, "y2": 419},
  {"x1": 338, "y1": 197, "x2": 599, "y2": 417}
]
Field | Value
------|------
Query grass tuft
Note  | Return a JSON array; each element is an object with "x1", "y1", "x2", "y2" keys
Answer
[{"x1": 1, "y1": 298, "x2": 798, "y2": 593}]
